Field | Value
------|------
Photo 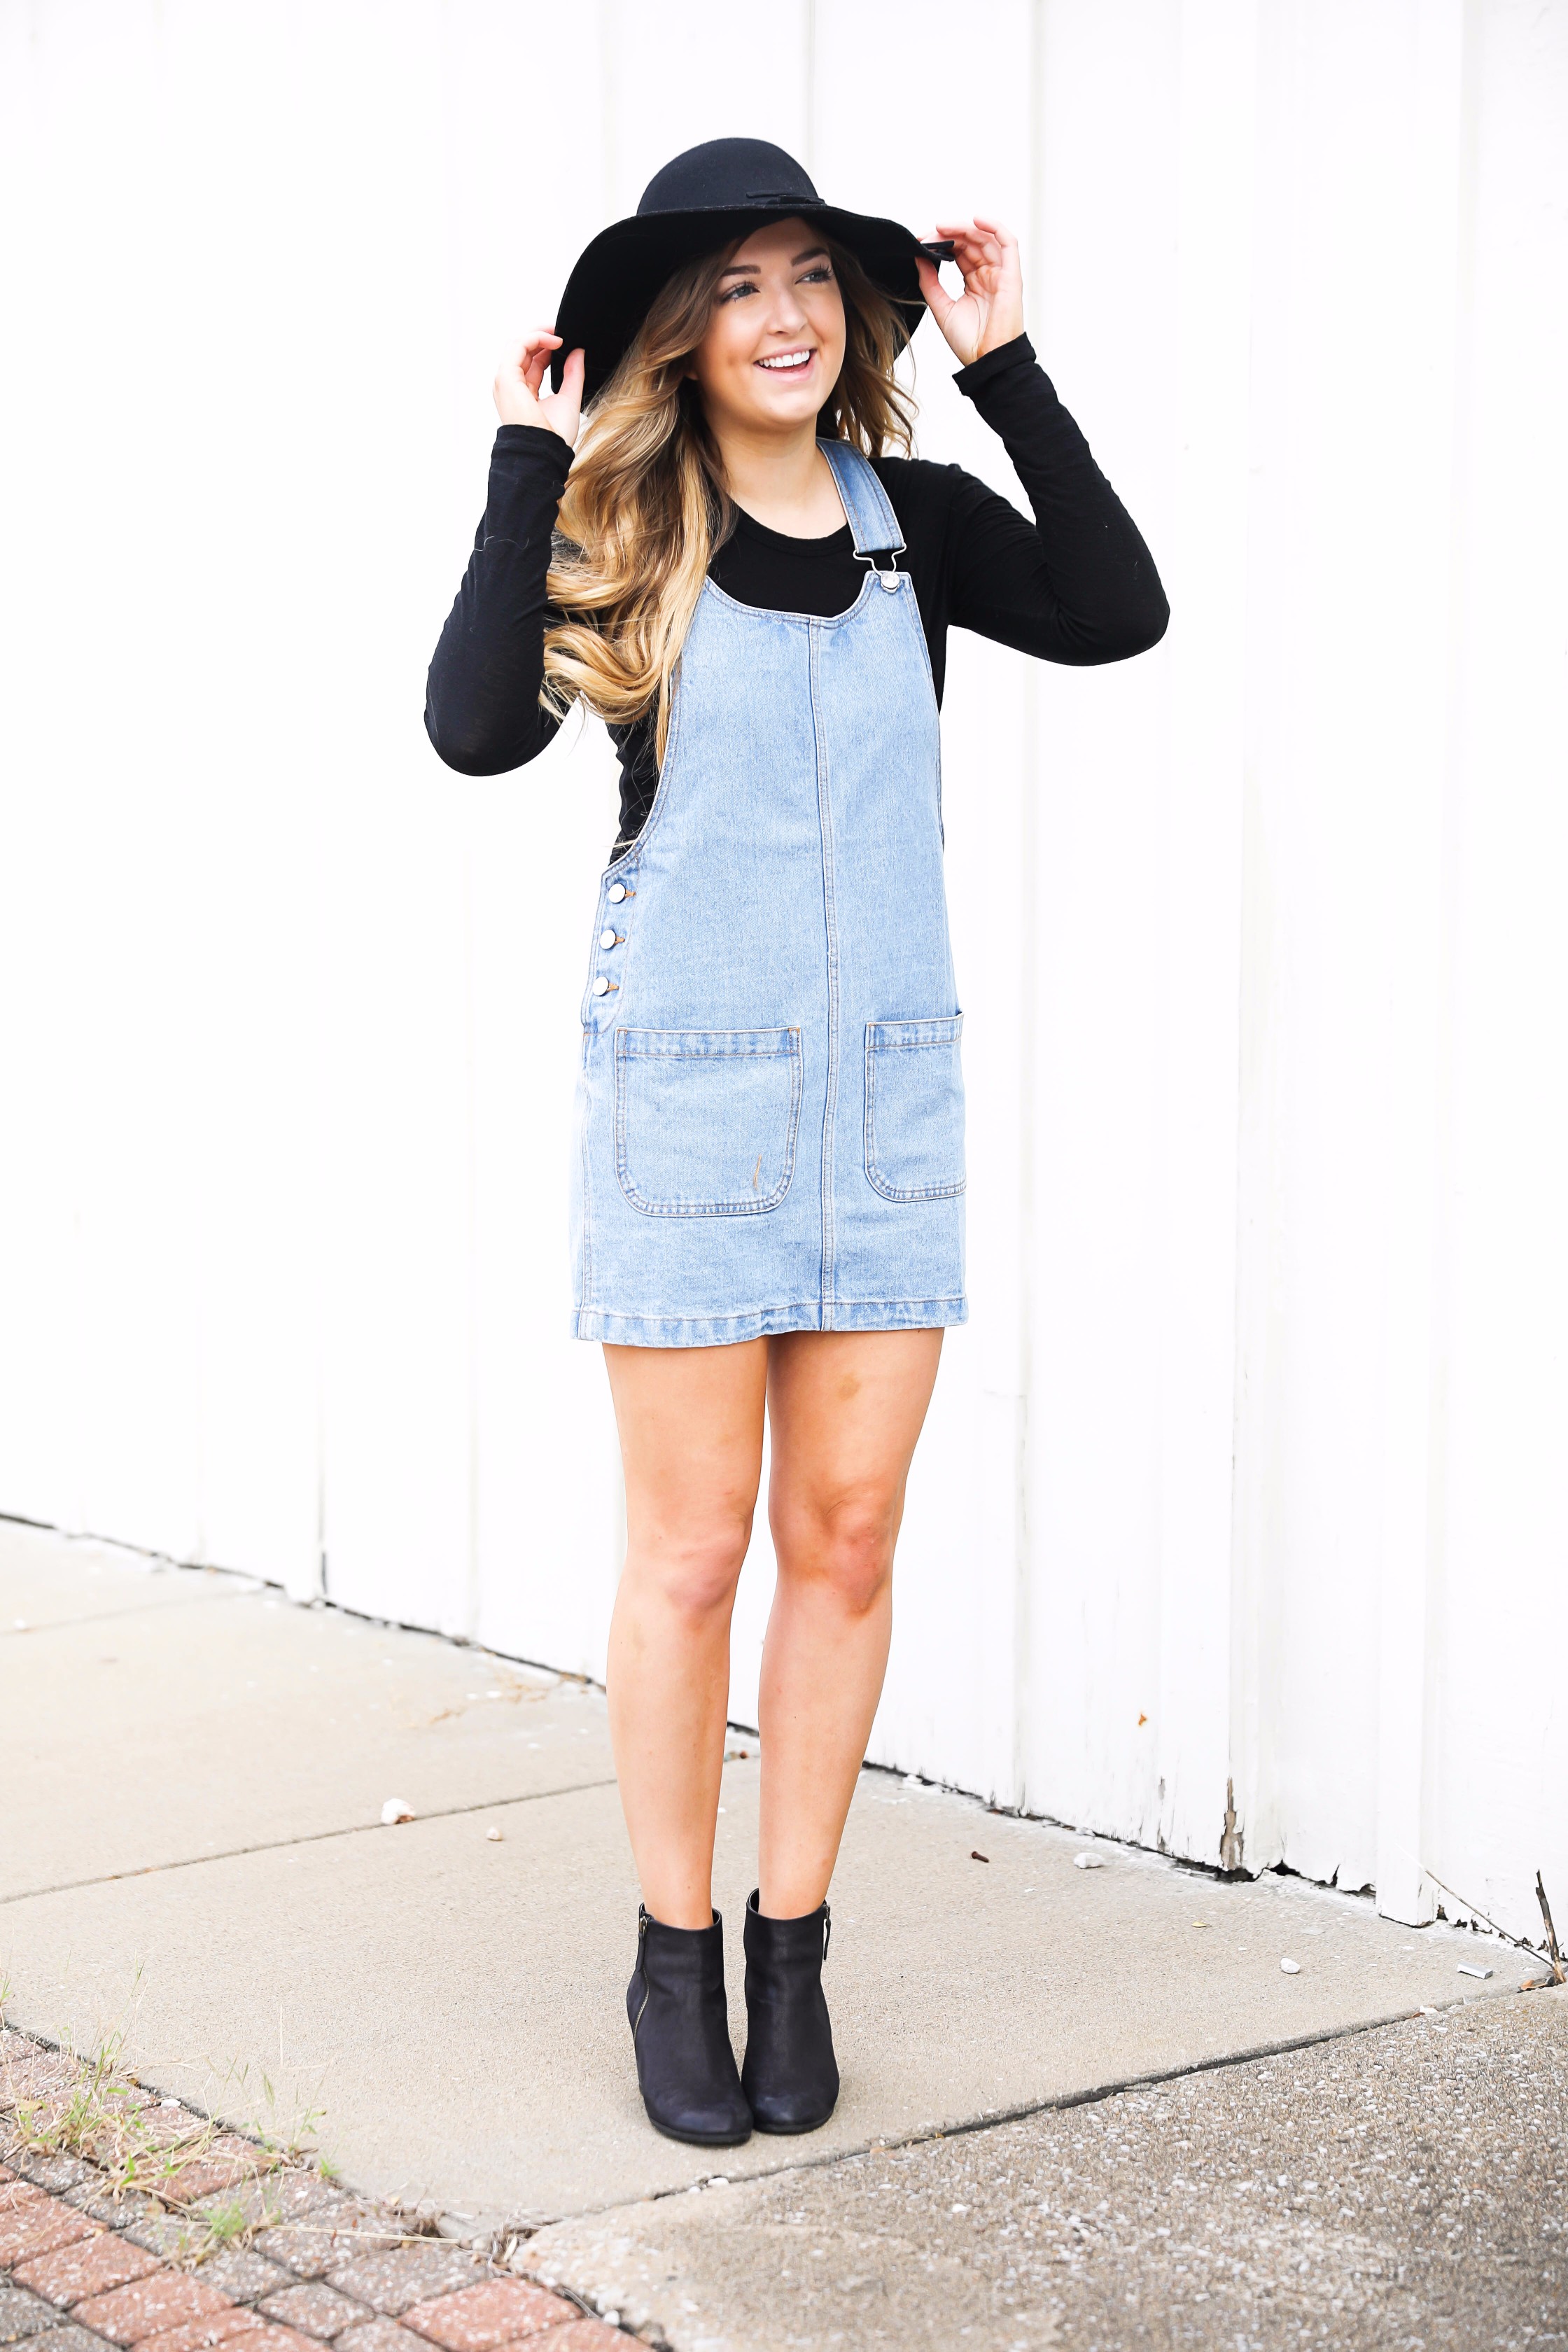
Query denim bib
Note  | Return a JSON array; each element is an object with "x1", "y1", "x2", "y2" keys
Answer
[{"x1": 570, "y1": 440, "x2": 965, "y2": 1346}]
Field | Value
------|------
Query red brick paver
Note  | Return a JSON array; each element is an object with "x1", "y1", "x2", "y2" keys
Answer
[
  {"x1": 136, "y1": 2311, "x2": 265, "y2": 2352},
  {"x1": 75, "y1": 2269, "x2": 235, "y2": 2344},
  {"x1": 153, "y1": 2146, "x2": 278, "y2": 2208},
  {"x1": 0, "y1": 2185, "x2": 97, "y2": 2268},
  {"x1": 403, "y1": 2281, "x2": 578, "y2": 2351},
  {"x1": 14, "y1": 2226, "x2": 161, "y2": 2304},
  {"x1": 137, "y1": 2323, "x2": 321, "y2": 2352},
  {"x1": 228, "y1": 2327, "x2": 324, "y2": 2352}
]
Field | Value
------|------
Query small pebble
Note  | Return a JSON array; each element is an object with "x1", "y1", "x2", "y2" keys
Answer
[
  {"x1": 486, "y1": 1827, "x2": 503, "y2": 1842},
  {"x1": 1074, "y1": 1853, "x2": 1103, "y2": 1870},
  {"x1": 1457, "y1": 1963, "x2": 1492, "y2": 1980},
  {"x1": 381, "y1": 1797, "x2": 416, "y2": 1825},
  {"x1": 1280, "y1": 1957, "x2": 1301, "y2": 1974}
]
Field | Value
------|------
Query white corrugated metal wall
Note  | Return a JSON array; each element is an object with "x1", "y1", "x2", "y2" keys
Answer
[{"x1": 2, "y1": 0, "x2": 1563, "y2": 1945}]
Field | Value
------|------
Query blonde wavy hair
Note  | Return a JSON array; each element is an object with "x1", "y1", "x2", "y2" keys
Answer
[{"x1": 542, "y1": 238, "x2": 916, "y2": 762}]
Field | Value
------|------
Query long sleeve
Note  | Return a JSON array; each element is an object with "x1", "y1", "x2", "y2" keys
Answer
[
  {"x1": 946, "y1": 335, "x2": 1169, "y2": 666},
  {"x1": 424, "y1": 424, "x2": 574, "y2": 776}
]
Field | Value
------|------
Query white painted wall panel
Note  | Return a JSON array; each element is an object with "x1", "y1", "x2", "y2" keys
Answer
[{"x1": 2, "y1": 0, "x2": 1563, "y2": 1949}]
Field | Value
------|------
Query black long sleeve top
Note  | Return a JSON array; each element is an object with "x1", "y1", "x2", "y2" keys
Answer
[{"x1": 425, "y1": 335, "x2": 1168, "y2": 849}]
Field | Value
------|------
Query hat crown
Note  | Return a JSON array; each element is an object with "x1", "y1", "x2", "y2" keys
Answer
[{"x1": 636, "y1": 137, "x2": 821, "y2": 218}]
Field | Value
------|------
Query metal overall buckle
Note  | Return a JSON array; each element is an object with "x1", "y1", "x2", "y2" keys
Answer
[{"x1": 864, "y1": 549, "x2": 902, "y2": 592}]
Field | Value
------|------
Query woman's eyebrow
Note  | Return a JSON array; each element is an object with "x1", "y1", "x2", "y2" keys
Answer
[{"x1": 718, "y1": 245, "x2": 830, "y2": 278}]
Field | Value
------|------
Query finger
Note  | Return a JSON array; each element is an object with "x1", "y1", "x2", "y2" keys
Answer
[
  {"x1": 937, "y1": 217, "x2": 1004, "y2": 255},
  {"x1": 509, "y1": 330, "x2": 563, "y2": 374},
  {"x1": 968, "y1": 222, "x2": 1016, "y2": 279},
  {"x1": 500, "y1": 335, "x2": 556, "y2": 388},
  {"x1": 935, "y1": 225, "x2": 999, "y2": 284},
  {"x1": 522, "y1": 344, "x2": 552, "y2": 396},
  {"x1": 914, "y1": 253, "x2": 954, "y2": 323}
]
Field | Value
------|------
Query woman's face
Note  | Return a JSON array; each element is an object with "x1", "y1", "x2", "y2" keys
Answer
[{"x1": 687, "y1": 216, "x2": 847, "y2": 435}]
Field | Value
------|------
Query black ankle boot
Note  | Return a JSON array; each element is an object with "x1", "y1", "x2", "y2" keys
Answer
[
  {"x1": 741, "y1": 1889, "x2": 839, "y2": 2133},
  {"x1": 626, "y1": 1905, "x2": 752, "y2": 2146}
]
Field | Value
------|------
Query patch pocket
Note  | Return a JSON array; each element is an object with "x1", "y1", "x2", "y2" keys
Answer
[
  {"x1": 864, "y1": 1016, "x2": 967, "y2": 1202},
  {"x1": 615, "y1": 1028, "x2": 803, "y2": 1216}
]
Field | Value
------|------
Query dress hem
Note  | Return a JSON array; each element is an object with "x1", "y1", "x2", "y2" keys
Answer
[{"x1": 572, "y1": 1296, "x2": 967, "y2": 1348}]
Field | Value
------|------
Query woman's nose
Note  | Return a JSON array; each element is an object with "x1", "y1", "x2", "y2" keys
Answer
[{"x1": 764, "y1": 292, "x2": 808, "y2": 336}]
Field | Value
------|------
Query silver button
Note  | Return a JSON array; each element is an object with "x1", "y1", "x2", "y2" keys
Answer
[
  {"x1": 606, "y1": 883, "x2": 627, "y2": 903},
  {"x1": 591, "y1": 976, "x2": 611, "y2": 997},
  {"x1": 599, "y1": 928, "x2": 619, "y2": 951}
]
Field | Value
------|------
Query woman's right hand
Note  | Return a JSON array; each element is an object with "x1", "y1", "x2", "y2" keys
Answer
[{"x1": 493, "y1": 330, "x2": 585, "y2": 444}]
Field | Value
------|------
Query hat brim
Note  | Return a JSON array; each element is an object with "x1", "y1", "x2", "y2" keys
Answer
[{"x1": 550, "y1": 202, "x2": 927, "y2": 399}]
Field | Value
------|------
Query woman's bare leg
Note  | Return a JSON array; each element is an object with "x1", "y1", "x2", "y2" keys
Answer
[
  {"x1": 603, "y1": 1339, "x2": 769, "y2": 1929},
  {"x1": 757, "y1": 1328, "x2": 944, "y2": 1917}
]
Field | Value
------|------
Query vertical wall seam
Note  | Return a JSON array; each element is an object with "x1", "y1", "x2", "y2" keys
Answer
[{"x1": 1011, "y1": 0, "x2": 1046, "y2": 1816}]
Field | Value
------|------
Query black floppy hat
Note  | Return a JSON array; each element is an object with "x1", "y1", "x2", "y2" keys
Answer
[{"x1": 551, "y1": 136, "x2": 946, "y2": 399}]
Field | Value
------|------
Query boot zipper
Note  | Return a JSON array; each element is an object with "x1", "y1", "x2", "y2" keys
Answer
[{"x1": 632, "y1": 1908, "x2": 650, "y2": 2039}]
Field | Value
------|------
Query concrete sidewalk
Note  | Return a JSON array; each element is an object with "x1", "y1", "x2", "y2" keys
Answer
[{"x1": 4, "y1": 1520, "x2": 1558, "y2": 2348}]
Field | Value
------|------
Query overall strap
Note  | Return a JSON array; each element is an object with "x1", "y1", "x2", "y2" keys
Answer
[{"x1": 818, "y1": 439, "x2": 904, "y2": 579}]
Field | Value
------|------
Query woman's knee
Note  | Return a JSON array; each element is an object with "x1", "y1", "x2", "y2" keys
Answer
[
  {"x1": 625, "y1": 1515, "x2": 752, "y2": 1622},
  {"x1": 771, "y1": 1492, "x2": 897, "y2": 1616}
]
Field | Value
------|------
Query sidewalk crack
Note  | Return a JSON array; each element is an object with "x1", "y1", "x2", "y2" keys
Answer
[{"x1": 0, "y1": 1779, "x2": 622, "y2": 1907}]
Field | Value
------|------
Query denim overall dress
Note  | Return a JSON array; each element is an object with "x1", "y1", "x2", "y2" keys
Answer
[{"x1": 570, "y1": 440, "x2": 965, "y2": 1347}]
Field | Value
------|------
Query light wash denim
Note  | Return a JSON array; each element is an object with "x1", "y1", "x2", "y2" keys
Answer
[{"x1": 570, "y1": 440, "x2": 965, "y2": 1346}]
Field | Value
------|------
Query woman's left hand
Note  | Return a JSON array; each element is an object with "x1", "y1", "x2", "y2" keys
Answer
[{"x1": 915, "y1": 216, "x2": 1025, "y2": 366}]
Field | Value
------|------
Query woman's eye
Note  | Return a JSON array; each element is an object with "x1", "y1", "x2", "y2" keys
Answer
[
  {"x1": 720, "y1": 281, "x2": 757, "y2": 302},
  {"x1": 800, "y1": 266, "x2": 834, "y2": 285}
]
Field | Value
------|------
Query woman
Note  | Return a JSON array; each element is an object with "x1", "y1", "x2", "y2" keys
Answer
[{"x1": 427, "y1": 139, "x2": 1167, "y2": 2148}]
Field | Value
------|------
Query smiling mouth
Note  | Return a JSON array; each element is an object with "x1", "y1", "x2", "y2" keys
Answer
[{"x1": 757, "y1": 349, "x2": 816, "y2": 374}]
